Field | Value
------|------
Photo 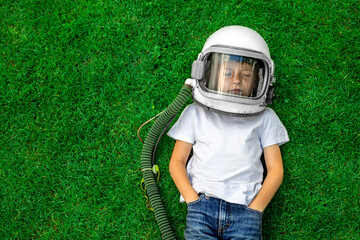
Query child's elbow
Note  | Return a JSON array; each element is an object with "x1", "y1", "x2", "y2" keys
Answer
[
  {"x1": 169, "y1": 157, "x2": 183, "y2": 176},
  {"x1": 279, "y1": 169, "x2": 284, "y2": 185},
  {"x1": 267, "y1": 166, "x2": 284, "y2": 185},
  {"x1": 278, "y1": 167, "x2": 284, "y2": 185}
]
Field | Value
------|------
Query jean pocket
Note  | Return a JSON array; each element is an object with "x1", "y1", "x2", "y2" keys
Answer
[
  {"x1": 244, "y1": 206, "x2": 264, "y2": 216},
  {"x1": 187, "y1": 193, "x2": 205, "y2": 206}
]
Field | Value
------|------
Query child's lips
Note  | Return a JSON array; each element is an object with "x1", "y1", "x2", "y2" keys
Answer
[{"x1": 229, "y1": 89, "x2": 242, "y2": 95}]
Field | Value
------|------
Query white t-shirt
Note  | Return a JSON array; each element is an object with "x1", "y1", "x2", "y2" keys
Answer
[{"x1": 167, "y1": 103, "x2": 289, "y2": 205}]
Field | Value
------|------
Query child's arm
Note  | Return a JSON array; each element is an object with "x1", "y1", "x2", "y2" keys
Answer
[
  {"x1": 248, "y1": 144, "x2": 284, "y2": 212},
  {"x1": 169, "y1": 140, "x2": 199, "y2": 204}
]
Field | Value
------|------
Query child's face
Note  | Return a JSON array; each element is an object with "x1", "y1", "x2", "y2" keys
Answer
[{"x1": 217, "y1": 61, "x2": 257, "y2": 97}]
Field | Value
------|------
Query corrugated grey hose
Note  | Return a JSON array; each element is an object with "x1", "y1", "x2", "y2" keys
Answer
[{"x1": 141, "y1": 84, "x2": 192, "y2": 239}]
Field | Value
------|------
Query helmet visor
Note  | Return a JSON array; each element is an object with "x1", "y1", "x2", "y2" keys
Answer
[{"x1": 203, "y1": 53, "x2": 265, "y2": 98}]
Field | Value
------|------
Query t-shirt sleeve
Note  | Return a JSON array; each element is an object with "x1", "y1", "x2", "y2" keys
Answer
[
  {"x1": 260, "y1": 109, "x2": 289, "y2": 148},
  {"x1": 167, "y1": 105, "x2": 196, "y2": 144}
]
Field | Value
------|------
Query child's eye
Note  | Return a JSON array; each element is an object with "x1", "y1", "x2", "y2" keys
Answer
[
  {"x1": 242, "y1": 72, "x2": 251, "y2": 78},
  {"x1": 225, "y1": 71, "x2": 233, "y2": 77}
]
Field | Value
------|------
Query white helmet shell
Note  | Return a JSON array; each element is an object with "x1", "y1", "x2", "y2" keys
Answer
[
  {"x1": 191, "y1": 26, "x2": 275, "y2": 116},
  {"x1": 202, "y1": 26, "x2": 272, "y2": 61}
]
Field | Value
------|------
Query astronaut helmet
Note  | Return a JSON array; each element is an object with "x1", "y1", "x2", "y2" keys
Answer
[{"x1": 191, "y1": 26, "x2": 276, "y2": 116}]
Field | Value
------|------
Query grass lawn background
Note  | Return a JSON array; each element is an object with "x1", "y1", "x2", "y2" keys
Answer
[{"x1": 1, "y1": 0, "x2": 359, "y2": 239}]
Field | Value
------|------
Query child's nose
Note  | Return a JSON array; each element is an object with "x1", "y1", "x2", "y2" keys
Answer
[{"x1": 233, "y1": 74, "x2": 242, "y2": 85}]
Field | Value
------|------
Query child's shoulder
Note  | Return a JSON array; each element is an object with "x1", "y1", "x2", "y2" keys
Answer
[
  {"x1": 177, "y1": 103, "x2": 200, "y2": 120},
  {"x1": 261, "y1": 107, "x2": 282, "y2": 123},
  {"x1": 263, "y1": 107, "x2": 276, "y2": 116},
  {"x1": 185, "y1": 103, "x2": 198, "y2": 110},
  {"x1": 183, "y1": 103, "x2": 204, "y2": 114}
]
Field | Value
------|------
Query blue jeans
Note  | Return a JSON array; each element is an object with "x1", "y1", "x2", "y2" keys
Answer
[{"x1": 185, "y1": 194, "x2": 263, "y2": 240}]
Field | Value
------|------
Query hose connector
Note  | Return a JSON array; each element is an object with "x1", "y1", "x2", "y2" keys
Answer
[{"x1": 184, "y1": 78, "x2": 196, "y2": 89}]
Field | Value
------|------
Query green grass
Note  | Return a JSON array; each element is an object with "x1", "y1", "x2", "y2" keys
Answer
[{"x1": 1, "y1": 0, "x2": 359, "y2": 239}]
